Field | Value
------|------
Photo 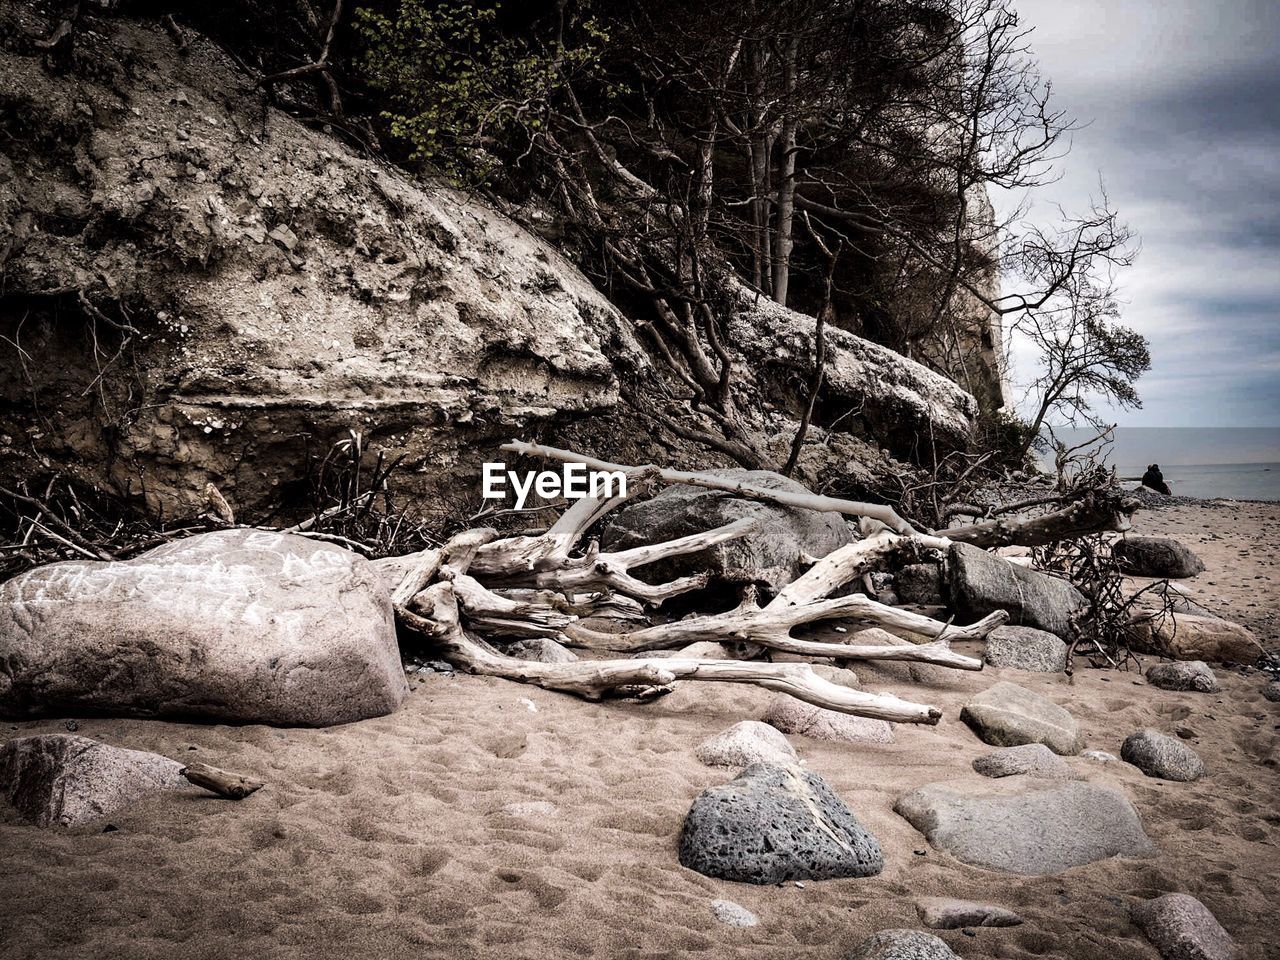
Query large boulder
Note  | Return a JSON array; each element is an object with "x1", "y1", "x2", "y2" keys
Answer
[
  {"x1": 1121, "y1": 729, "x2": 1206, "y2": 782},
  {"x1": 1132, "y1": 893, "x2": 1237, "y2": 960},
  {"x1": 983, "y1": 625, "x2": 1069, "y2": 672},
  {"x1": 1127, "y1": 611, "x2": 1262, "y2": 665},
  {"x1": 960, "y1": 681, "x2": 1083, "y2": 755},
  {"x1": 948, "y1": 543, "x2": 1086, "y2": 637},
  {"x1": 679, "y1": 763, "x2": 883, "y2": 884},
  {"x1": 0, "y1": 734, "x2": 186, "y2": 827},
  {"x1": 895, "y1": 778, "x2": 1156, "y2": 875},
  {"x1": 602, "y1": 470, "x2": 851, "y2": 597},
  {"x1": 1113, "y1": 537, "x2": 1206, "y2": 579},
  {"x1": 0, "y1": 529, "x2": 407, "y2": 726}
]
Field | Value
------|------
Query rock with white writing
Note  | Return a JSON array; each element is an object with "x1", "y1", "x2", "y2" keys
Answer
[
  {"x1": 0, "y1": 734, "x2": 186, "y2": 827},
  {"x1": 0, "y1": 530, "x2": 407, "y2": 726}
]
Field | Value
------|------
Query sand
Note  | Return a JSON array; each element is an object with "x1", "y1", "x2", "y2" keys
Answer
[{"x1": 1, "y1": 502, "x2": 1277, "y2": 960}]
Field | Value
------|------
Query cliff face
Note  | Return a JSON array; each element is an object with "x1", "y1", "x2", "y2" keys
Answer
[{"x1": 0, "y1": 5, "x2": 979, "y2": 521}]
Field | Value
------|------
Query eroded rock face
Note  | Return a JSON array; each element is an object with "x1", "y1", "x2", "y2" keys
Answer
[
  {"x1": 679, "y1": 763, "x2": 883, "y2": 884},
  {"x1": 0, "y1": 11, "x2": 978, "y2": 522},
  {"x1": 1113, "y1": 537, "x2": 1206, "y2": 579},
  {"x1": 895, "y1": 778, "x2": 1156, "y2": 875},
  {"x1": 0, "y1": 734, "x2": 186, "y2": 827},
  {"x1": 948, "y1": 544, "x2": 1086, "y2": 637},
  {"x1": 602, "y1": 471, "x2": 851, "y2": 598},
  {"x1": 960, "y1": 682, "x2": 1083, "y2": 755},
  {"x1": 0, "y1": 530, "x2": 407, "y2": 726}
]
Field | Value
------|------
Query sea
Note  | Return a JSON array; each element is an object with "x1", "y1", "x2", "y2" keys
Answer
[{"x1": 1039, "y1": 427, "x2": 1280, "y2": 502}]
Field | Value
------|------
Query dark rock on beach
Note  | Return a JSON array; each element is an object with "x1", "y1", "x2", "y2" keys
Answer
[{"x1": 1113, "y1": 537, "x2": 1206, "y2": 579}]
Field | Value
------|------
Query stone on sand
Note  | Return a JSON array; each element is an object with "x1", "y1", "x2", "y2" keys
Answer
[
  {"x1": 972, "y1": 743, "x2": 1079, "y2": 780},
  {"x1": 602, "y1": 470, "x2": 851, "y2": 598},
  {"x1": 894, "y1": 778, "x2": 1156, "y2": 875},
  {"x1": 696, "y1": 721, "x2": 798, "y2": 769},
  {"x1": 1113, "y1": 537, "x2": 1206, "y2": 579},
  {"x1": 1127, "y1": 611, "x2": 1262, "y2": 665},
  {"x1": 0, "y1": 530, "x2": 407, "y2": 726},
  {"x1": 710, "y1": 899, "x2": 759, "y2": 928},
  {"x1": 843, "y1": 628, "x2": 949, "y2": 686},
  {"x1": 764, "y1": 694, "x2": 894, "y2": 744},
  {"x1": 847, "y1": 929, "x2": 959, "y2": 960},
  {"x1": 982, "y1": 625, "x2": 1069, "y2": 672},
  {"x1": 679, "y1": 762, "x2": 883, "y2": 884},
  {"x1": 1145, "y1": 661, "x2": 1218, "y2": 693},
  {"x1": 0, "y1": 734, "x2": 186, "y2": 828},
  {"x1": 960, "y1": 681, "x2": 1083, "y2": 755},
  {"x1": 1262, "y1": 682, "x2": 1280, "y2": 703},
  {"x1": 948, "y1": 542, "x2": 1087, "y2": 637},
  {"x1": 1132, "y1": 893, "x2": 1237, "y2": 960},
  {"x1": 916, "y1": 897, "x2": 1024, "y2": 929},
  {"x1": 1121, "y1": 729, "x2": 1206, "y2": 782}
]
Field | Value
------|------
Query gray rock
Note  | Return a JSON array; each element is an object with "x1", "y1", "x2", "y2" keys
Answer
[
  {"x1": 983, "y1": 625, "x2": 1069, "y2": 672},
  {"x1": 948, "y1": 543, "x2": 1087, "y2": 637},
  {"x1": 500, "y1": 637, "x2": 579, "y2": 663},
  {"x1": 972, "y1": 743, "x2": 1079, "y2": 780},
  {"x1": 696, "y1": 721, "x2": 798, "y2": 768},
  {"x1": 1127, "y1": 610, "x2": 1262, "y2": 665},
  {"x1": 710, "y1": 899, "x2": 759, "y2": 928},
  {"x1": 843, "y1": 628, "x2": 949, "y2": 686},
  {"x1": 0, "y1": 530, "x2": 407, "y2": 726},
  {"x1": 916, "y1": 897, "x2": 1024, "y2": 929},
  {"x1": 846, "y1": 929, "x2": 959, "y2": 960},
  {"x1": 895, "y1": 778, "x2": 1156, "y2": 875},
  {"x1": 1262, "y1": 682, "x2": 1280, "y2": 703},
  {"x1": 1132, "y1": 893, "x2": 1237, "y2": 960},
  {"x1": 894, "y1": 564, "x2": 945, "y2": 605},
  {"x1": 960, "y1": 681, "x2": 1083, "y2": 755},
  {"x1": 1121, "y1": 729, "x2": 1205, "y2": 782},
  {"x1": 602, "y1": 470, "x2": 851, "y2": 598},
  {"x1": 1114, "y1": 537, "x2": 1206, "y2": 579},
  {"x1": 764, "y1": 694, "x2": 894, "y2": 744},
  {"x1": 0, "y1": 734, "x2": 186, "y2": 828},
  {"x1": 1145, "y1": 661, "x2": 1218, "y2": 693},
  {"x1": 679, "y1": 762, "x2": 883, "y2": 884}
]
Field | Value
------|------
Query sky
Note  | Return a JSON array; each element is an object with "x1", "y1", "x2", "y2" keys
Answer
[{"x1": 997, "y1": 0, "x2": 1280, "y2": 427}]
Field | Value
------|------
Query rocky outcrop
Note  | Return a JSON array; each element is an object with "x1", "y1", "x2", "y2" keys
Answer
[
  {"x1": 0, "y1": 529, "x2": 407, "y2": 726},
  {"x1": 679, "y1": 762, "x2": 883, "y2": 884},
  {"x1": 0, "y1": 10, "x2": 978, "y2": 522},
  {"x1": 0, "y1": 734, "x2": 186, "y2": 827}
]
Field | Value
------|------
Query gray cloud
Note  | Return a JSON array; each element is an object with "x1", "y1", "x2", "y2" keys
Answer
[{"x1": 999, "y1": 0, "x2": 1280, "y2": 426}]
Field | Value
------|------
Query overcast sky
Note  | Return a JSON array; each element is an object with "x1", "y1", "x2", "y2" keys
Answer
[{"x1": 998, "y1": 0, "x2": 1280, "y2": 427}]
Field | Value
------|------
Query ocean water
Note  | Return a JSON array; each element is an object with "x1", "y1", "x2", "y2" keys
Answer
[{"x1": 1041, "y1": 427, "x2": 1280, "y2": 502}]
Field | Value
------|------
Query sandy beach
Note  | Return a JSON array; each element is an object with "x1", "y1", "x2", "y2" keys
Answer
[{"x1": 1, "y1": 500, "x2": 1277, "y2": 960}]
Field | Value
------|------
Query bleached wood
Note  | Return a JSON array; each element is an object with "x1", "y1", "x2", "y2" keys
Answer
[{"x1": 402, "y1": 584, "x2": 942, "y2": 724}]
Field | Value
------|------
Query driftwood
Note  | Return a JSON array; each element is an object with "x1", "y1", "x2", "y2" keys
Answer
[
  {"x1": 181, "y1": 762, "x2": 265, "y2": 800},
  {"x1": 936, "y1": 489, "x2": 1139, "y2": 548}
]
